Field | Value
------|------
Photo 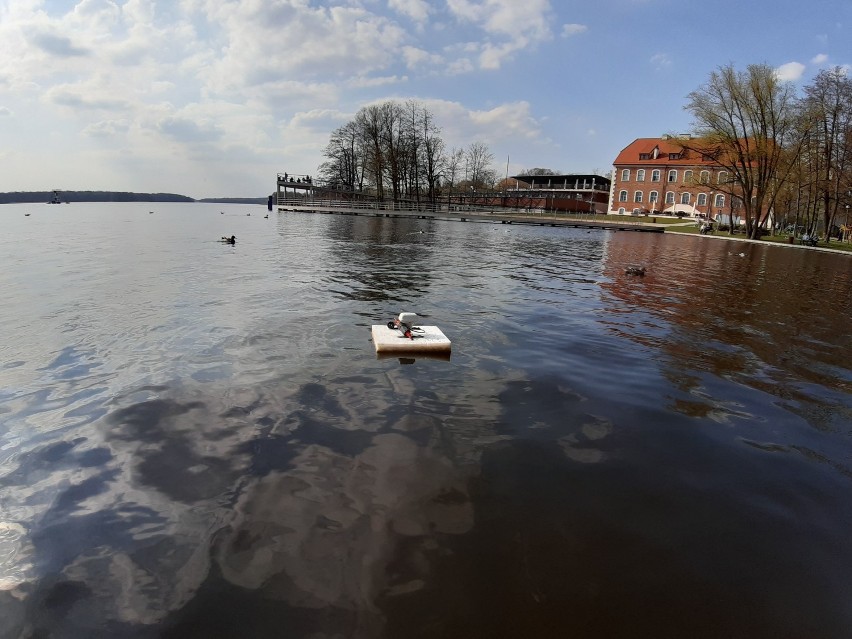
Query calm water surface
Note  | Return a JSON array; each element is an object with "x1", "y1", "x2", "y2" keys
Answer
[{"x1": 1, "y1": 202, "x2": 851, "y2": 638}]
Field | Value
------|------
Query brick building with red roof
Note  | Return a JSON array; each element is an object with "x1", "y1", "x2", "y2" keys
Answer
[{"x1": 609, "y1": 135, "x2": 735, "y2": 220}]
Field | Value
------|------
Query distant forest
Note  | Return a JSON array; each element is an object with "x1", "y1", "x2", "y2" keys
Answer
[{"x1": 0, "y1": 191, "x2": 269, "y2": 204}]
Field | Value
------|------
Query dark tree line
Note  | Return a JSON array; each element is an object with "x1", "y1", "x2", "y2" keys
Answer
[{"x1": 0, "y1": 191, "x2": 195, "y2": 204}]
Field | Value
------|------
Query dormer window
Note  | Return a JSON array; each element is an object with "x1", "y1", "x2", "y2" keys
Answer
[
  {"x1": 668, "y1": 153, "x2": 681, "y2": 160},
  {"x1": 639, "y1": 153, "x2": 650, "y2": 160}
]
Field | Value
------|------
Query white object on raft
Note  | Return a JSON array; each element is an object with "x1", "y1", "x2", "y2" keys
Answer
[
  {"x1": 372, "y1": 313, "x2": 451, "y2": 354},
  {"x1": 397, "y1": 312, "x2": 420, "y2": 327}
]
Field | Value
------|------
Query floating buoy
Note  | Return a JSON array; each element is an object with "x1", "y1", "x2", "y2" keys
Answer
[
  {"x1": 372, "y1": 312, "x2": 451, "y2": 354},
  {"x1": 625, "y1": 266, "x2": 645, "y2": 276}
]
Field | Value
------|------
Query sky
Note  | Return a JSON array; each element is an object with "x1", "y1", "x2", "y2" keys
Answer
[{"x1": 0, "y1": 0, "x2": 850, "y2": 199}]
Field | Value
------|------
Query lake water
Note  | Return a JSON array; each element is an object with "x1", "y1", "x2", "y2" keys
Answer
[{"x1": 1, "y1": 202, "x2": 851, "y2": 638}]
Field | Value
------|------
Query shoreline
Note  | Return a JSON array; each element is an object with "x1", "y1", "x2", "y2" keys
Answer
[{"x1": 661, "y1": 224, "x2": 851, "y2": 255}]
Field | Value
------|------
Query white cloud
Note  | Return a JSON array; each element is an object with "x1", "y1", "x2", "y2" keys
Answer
[
  {"x1": 193, "y1": 3, "x2": 410, "y2": 99},
  {"x1": 445, "y1": 0, "x2": 553, "y2": 69},
  {"x1": 650, "y1": 53, "x2": 672, "y2": 70},
  {"x1": 776, "y1": 61, "x2": 806, "y2": 81},
  {"x1": 402, "y1": 45, "x2": 442, "y2": 68},
  {"x1": 418, "y1": 99, "x2": 544, "y2": 144},
  {"x1": 122, "y1": 0, "x2": 156, "y2": 24},
  {"x1": 347, "y1": 75, "x2": 408, "y2": 89},
  {"x1": 811, "y1": 53, "x2": 828, "y2": 65},
  {"x1": 562, "y1": 23, "x2": 587, "y2": 37},
  {"x1": 82, "y1": 118, "x2": 130, "y2": 137},
  {"x1": 0, "y1": 106, "x2": 12, "y2": 117},
  {"x1": 157, "y1": 115, "x2": 222, "y2": 143},
  {"x1": 388, "y1": 0, "x2": 431, "y2": 22},
  {"x1": 45, "y1": 82, "x2": 130, "y2": 112},
  {"x1": 29, "y1": 30, "x2": 91, "y2": 57}
]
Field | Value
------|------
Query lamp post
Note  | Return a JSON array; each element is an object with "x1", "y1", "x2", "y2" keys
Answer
[{"x1": 709, "y1": 191, "x2": 714, "y2": 220}]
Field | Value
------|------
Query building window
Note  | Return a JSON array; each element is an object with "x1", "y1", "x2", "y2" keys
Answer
[
  {"x1": 639, "y1": 153, "x2": 650, "y2": 160},
  {"x1": 699, "y1": 170, "x2": 710, "y2": 184},
  {"x1": 667, "y1": 170, "x2": 677, "y2": 182},
  {"x1": 668, "y1": 153, "x2": 681, "y2": 160},
  {"x1": 636, "y1": 169, "x2": 645, "y2": 182},
  {"x1": 649, "y1": 191, "x2": 659, "y2": 204},
  {"x1": 718, "y1": 171, "x2": 728, "y2": 185},
  {"x1": 680, "y1": 192, "x2": 691, "y2": 205},
  {"x1": 683, "y1": 170, "x2": 693, "y2": 183},
  {"x1": 634, "y1": 191, "x2": 643, "y2": 203},
  {"x1": 714, "y1": 194, "x2": 725, "y2": 207},
  {"x1": 621, "y1": 169, "x2": 630, "y2": 182},
  {"x1": 651, "y1": 170, "x2": 661, "y2": 182},
  {"x1": 618, "y1": 190, "x2": 628, "y2": 202},
  {"x1": 618, "y1": 207, "x2": 626, "y2": 215},
  {"x1": 697, "y1": 193, "x2": 707, "y2": 206},
  {"x1": 665, "y1": 192, "x2": 675, "y2": 204}
]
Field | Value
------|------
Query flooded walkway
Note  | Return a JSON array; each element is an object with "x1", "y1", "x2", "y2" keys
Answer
[{"x1": 278, "y1": 203, "x2": 665, "y2": 233}]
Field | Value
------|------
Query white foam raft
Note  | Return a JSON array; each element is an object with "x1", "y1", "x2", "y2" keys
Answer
[{"x1": 371, "y1": 324, "x2": 452, "y2": 355}]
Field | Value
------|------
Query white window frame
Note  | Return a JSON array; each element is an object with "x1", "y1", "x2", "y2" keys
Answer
[
  {"x1": 680, "y1": 192, "x2": 691, "y2": 205},
  {"x1": 714, "y1": 193, "x2": 725, "y2": 207},
  {"x1": 683, "y1": 170, "x2": 693, "y2": 183},
  {"x1": 636, "y1": 169, "x2": 646, "y2": 182},
  {"x1": 665, "y1": 192, "x2": 675, "y2": 204},
  {"x1": 697, "y1": 193, "x2": 707, "y2": 206},
  {"x1": 634, "y1": 191, "x2": 643, "y2": 203},
  {"x1": 651, "y1": 169, "x2": 661, "y2": 182},
  {"x1": 667, "y1": 169, "x2": 677, "y2": 182},
  {"x1": 618, "y1": 190, "x2": 628, "y2": 202},
  {"x1": 621, "y1": 169, "x2": 630, "y2": 182}
]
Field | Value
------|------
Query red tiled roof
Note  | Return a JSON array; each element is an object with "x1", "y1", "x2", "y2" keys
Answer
[{"x1": 613, "y1": 137, "x2": 715, "y2": 166}]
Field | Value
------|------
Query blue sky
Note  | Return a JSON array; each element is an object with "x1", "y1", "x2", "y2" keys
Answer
[{"x1": 0, "y1": 0, "x2": 849, "y2": 198}]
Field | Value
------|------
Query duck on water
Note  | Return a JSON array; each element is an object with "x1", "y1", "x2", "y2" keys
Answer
[{"x1": 221, "y1": 235, "x2": 236, "y2": 244}]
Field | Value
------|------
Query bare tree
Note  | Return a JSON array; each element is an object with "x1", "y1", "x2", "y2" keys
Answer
[
  {"x1": 420, "y1": 106, "x2": 445, "y2": 204},
  {"x1": 685, "y1": 63, "x2": 805, "y2": 239},
  {"x1": 356, "y1": 104, "x2": 387, "y2": 201},
  {"x1": 800, "y1": 67, "x2": 852, "y2": 240},
  {"x1": 444, "y1": 147, "x2": 465, "y2": 207},
  {"x1": 465, "y1": 141, "x2": 495, "y2": 190},
  {"x1": 318, "y1": 121, "x2": 361, "y2": 191}
]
